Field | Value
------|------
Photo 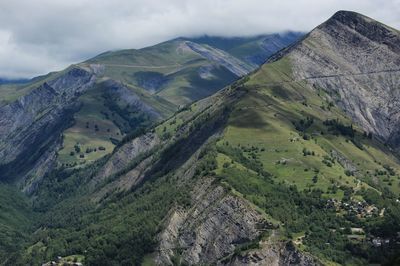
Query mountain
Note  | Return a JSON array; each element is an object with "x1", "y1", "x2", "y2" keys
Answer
[
  {"x1": 269, "y1": 10, "x2": 400, "y2": 150},
  {"x1": 2, "y1": 10, "x2": 400, "y2": 266},
  {"x1": 86, "y1": 33, "x2": 302, "y2": 105},
  {"x1": 0, "y1": 78, "x2": 30, "y2": 85},
  {"x1": 186, "y1": 32, "x2": 303, "y2": 66},
  {"x1": 0, "y1": 33, "x2": 301, "y2": 193}
]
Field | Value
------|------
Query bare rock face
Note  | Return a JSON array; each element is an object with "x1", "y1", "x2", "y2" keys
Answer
[
  {"x1": 155, "y1": 178, "x2": 319, "y2": 266},
  {"x1": 21, "y1": 136, "x2": 63, "y2": 194},
  {"x1": 0, "y1": 66, "x2": 98, "y2": 188},
  {"x1": 185, "y1": 41, "x2": 256, "y2": 76},
  {"x1": 155, "y1": 179, "x2": 274, "y2": 265},
  {"x1": 95, "y1": 132, "x2": 160, "y2": 183},
  {"x1": 101, "y1": 79, "x2": 162, "y2": 119},
  {"x1": 228, "y1": 241, "x2": 320, "y2": 266},
  {"x1": 273, "y1": 11, "x2": 400, "y2": 149}
]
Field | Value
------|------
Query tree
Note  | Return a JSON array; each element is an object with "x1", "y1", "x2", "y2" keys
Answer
[{"x1": 74, "y1": 144, "x2": 81, "y2": 153}]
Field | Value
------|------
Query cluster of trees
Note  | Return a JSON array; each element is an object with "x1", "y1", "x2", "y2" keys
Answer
[
  {"x1": 294, "y1": 116, "x2": 314, "y2": 132},
  {"x1": 102, "y1": 93, "x2": 153, "y2": 134},
  {"x1": 302, "y1": 148, "x2": 315, "y2": 156},
  {"x1": 217, "y1": 144, "x2": 267, "y2": 176},
  {"x1": 323, "y1": 119, "x2": 355, "y2": 138},
  {"x1": 322, "y1": 155, "x2": 335, "y2": 167},
  {"x1": 0, "y1": 184, "x2": 34, "y2": 263},
  {"x1": 69, "y1": 144, "x2": 107, "y2": 159}
]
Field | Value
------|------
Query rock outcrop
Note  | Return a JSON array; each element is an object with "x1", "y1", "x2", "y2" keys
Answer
[
  {"x1": 155, "y1": 179, "x2": 270, "y2": 265},
  {"x1": 94, "y1": 132, "x2": 160, "y2": 184},
  {"x1": 101, "y1": 79, "x2": 162, "y2": 119},
  {"x1": 155, "y1": 178, "x2": 319, "y2": 266},
  {"x1": 228, "y1": 241, "x2": 320, "y2": 266},
  {"x1": 185, "y1": 41, "x2": 256, "y2": 76}
]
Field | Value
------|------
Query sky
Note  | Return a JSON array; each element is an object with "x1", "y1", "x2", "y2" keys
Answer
[{"x1": 0, "y1": 0, "x2": 399, "y2": 79}]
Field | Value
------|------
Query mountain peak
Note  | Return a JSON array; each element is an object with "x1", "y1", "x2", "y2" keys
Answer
[
  {"x1": 320, "y1": 10, "x2": 400, "y2": 54},
  {"x1": 329, "y1": 10, "x2": 368, "y2": 25},
  {"x1": 324, "y1": 10, "x2": 379, "y2": 32}
]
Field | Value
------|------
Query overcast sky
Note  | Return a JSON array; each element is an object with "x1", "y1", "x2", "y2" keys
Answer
[{"x1": 0, "y1": 0, "x2": 399, "y2": 79}]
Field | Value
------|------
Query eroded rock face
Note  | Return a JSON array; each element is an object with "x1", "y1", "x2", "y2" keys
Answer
[
  {"x1": 0, "y1": 66, "x2": 98, "y2": 187},
  {"x1": 95, "y1": 132, "x2": 160, "y2": 184},
  {"x1": 281, "y1": 11, "x2": 400, "y2": 149},
  {"x1": 185, "y1": 41, "x2": 256, "y2": 77},
  {"x1": 155, "y1": 179, "x2": 272, "y2": 265},
  {"x1": 101, "y1": 79, "x2": 162, "y2": 119},
  {"x1": 155, "y1": 178, "x2": 319, "y2": 266}
]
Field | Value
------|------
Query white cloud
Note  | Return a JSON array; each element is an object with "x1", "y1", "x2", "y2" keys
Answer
[{"x1": 0, "y1": 0, "x2": 399, "y2": 78}]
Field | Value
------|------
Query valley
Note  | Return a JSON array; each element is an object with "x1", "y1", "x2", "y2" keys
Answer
[{"x1": 0, "y1": 10, "x2": 399, "y2": 266}]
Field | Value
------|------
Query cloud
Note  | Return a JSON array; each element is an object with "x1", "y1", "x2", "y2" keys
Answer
[{"x1": 0, "y1": 0, "x2": 399, "y2": 78}]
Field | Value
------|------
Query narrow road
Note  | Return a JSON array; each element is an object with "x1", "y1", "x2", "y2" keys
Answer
[{"x1": 103, "y1": 63, "x2": 181, "y2": 69}]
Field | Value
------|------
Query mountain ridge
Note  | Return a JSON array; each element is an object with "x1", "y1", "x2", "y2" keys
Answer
[{"x1": 0, "y1": 33, "x2": 300, "y2": 192}]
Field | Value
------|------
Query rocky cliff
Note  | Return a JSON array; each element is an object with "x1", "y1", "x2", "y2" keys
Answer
[{"x1": 155, "y1": 179, "x2": 268, "y2": 265}]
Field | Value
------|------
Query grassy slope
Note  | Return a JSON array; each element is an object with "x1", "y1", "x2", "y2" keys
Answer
[
  {"x1": 57, "y1": 86, "x2": 122, "y2": 167},
  {"x1": 59, "y1": 38, "x2": 236, "y2": 168},
  {"x1": 87, "y1": 39, "x2": 243, "y2": 106},
  {"x1": 57, "y1": 80, "x2": 176, "y2": 168},
  {"x1": 208, "y1": 57, "x2": 400, "y2": 264},
  {"x1": 221, "y1": 57, "x2": 400, "y2": 197},
  {"x1": 156, "y1": 63, "x2": 237, "y2": 106}
]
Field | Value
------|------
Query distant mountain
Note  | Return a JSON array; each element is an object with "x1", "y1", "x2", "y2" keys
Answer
[
  {"x1": 86, "y1": 32, "x2": 302, "y2": 105},
  {"x1": 0, "y1": 78, "x2": 29, "y2": 85},
  {"x1": 186, "y1": 32, "x2": 303, "y2": 65}
]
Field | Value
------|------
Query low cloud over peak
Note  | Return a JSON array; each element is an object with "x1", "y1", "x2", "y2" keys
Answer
[{"x1": 1, "y1": 0, "x2": 399, "y2": 79}]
